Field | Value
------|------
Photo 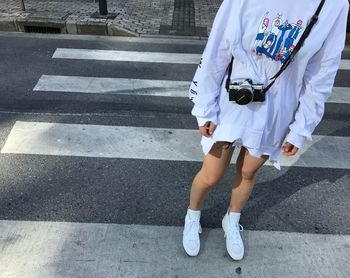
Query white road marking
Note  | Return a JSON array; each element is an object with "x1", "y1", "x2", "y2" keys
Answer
[
  {"x1": 328, "y1": 87, "x2": 350, "y2": 103},
  {"x1": 0, "y1": 220, "x2": 349, "y2": 278},
  {"x1": 33, "y1": 75, "x2": 350, "y2": 103},
  {"x1": 52, "y1": 48, "x2": 350, "y2": 70},
  {"x1": 1, "y1": 121, "x2": 349, "y2": 169},
  {"x1": 33, "y1": 75, "x2": 189, "y2": 97},
  {"x1": 52, "y1": 48, "x2": 202, "y2": 64},
  {"x1": 340, "y1": 59, "x2": 350, "y2": 70}
]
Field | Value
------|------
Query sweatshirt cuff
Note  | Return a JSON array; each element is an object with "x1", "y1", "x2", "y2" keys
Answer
[
  {"x1": 196, "y1": 116, "x2": 218, "y2": 127},
  {"x1": 285, "y1": 131, "x2": 306, "y2": 149},
  {"x1": 191, "y1": 105, "x2": 218, "y2": 127}
]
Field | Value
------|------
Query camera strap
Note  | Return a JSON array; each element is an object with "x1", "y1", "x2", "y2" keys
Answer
[{"x1": 225, "y1": 0, "x2": 326, "y2": 94}]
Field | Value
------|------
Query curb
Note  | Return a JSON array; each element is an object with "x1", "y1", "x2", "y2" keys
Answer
[
  {"x1": 140, "y1": 33, "x2": 207, "y2": 40},
  {"x1": 0, "y1": 12, "x2": 140, "y2": 37},
  {"x1": 0, "y1": 12, "x2": 349, "y2": 46}
]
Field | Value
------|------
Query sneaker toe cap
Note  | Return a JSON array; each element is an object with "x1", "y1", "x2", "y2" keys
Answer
[
  {"x1": 183, "y1": 239, "x2": 200, "y2": 255},
  {"x1": 227, "y1": 244, "x2": 244, "y2": 260}
]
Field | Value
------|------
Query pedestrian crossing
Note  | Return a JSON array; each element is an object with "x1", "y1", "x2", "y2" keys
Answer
[
  {"x1": 1, "y1": 220, "x2": 349, "y2": 278},
  {"x1": 33, "y1": 75, "x2": 189, "y2": 97},
  {"x1": 340, "y1": 59, "x2": 350, "y2": 70},
  {"x1": 1, "y1": 121, "x2": 349, "y2": 169},
  {"x1": 52, "y1": 47, "x2": 350, "y2": 70},
  {"x1": 33, "y1": 74, "x2": 350, "y2": 103},
  {"x1": 1, "y1": 41, "x2": 350, "y2": 277},
  {"x1": 52, "y1": 48, "x2": 201, "y2": 64}
]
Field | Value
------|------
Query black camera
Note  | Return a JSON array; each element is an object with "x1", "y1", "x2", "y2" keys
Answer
[{"x1": 227, "y1": 79, "x2": 265, "y2": 105}]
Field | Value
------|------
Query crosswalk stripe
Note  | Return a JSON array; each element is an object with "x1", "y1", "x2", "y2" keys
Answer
[
  {"x1": 33, "y1": 75, "x2": 189, "y2": 97},
  {"x1": 33, "y1": 75, "x2": 350, "y2": 104},
  {"x1": 52, "y1": 48, "x2": 202, "y2": 64},
  {"x1": 52, "y1": 48, "x2": 350, "y2": 70},
  {"x1": 328, "y1": 87, "x2": 350, "y2": 103},
  {"x1": 0, "y1": 220, "x2": 349, "y2": 277},
  {"x1": 1, "y1": 121, "x2": 349, "y2": 169},
  {"x1": 340, "y1": 59, "x2": 350, "y2": 70}
]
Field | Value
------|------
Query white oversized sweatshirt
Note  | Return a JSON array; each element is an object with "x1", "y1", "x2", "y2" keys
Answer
[{"x1": 189, "y1": 0, "x2": 349, "y2": 169}]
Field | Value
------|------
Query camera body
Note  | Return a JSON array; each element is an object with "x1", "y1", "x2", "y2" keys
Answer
[{"x1": 228, "y1": 79, "x2": 265, "y2": 105}]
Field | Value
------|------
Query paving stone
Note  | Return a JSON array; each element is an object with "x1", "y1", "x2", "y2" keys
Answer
[{"x1": 0, "y1": 0, "x2": 222, "y2": 36}]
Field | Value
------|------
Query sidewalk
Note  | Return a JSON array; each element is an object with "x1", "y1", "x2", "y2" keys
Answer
[
  {"x1": 1, "y1": 1, "x2": 349, "y2": 43},
  {"x1": 0, "y1": 0, "x2": 221, "y2": 38}
]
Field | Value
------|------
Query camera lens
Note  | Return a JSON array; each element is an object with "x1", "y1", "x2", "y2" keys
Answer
[{"x1": 234, "y1": 89, "x2": 254, "y2": 105}]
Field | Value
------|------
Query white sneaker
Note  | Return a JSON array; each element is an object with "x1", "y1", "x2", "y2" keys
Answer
[
  {"x1": 182, "y1": 209, "x2": 202, "y2": 256},
  {"x1": 222, "y1": 211, "x2": 244, "y2": 260}
]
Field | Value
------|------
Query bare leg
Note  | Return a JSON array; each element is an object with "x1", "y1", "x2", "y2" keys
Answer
[
  {"x1": 189, "y1": 142, "x2": 234, "y2": 210},
  {"x1": 228, "y1": 147, "x2": 268, "y2": 212}
]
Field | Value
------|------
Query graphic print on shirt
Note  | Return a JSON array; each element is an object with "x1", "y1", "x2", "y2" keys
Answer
[
  {"x1": 255, "y1": 13, "x2": 304, "y2": 64},
  {"x1": 254, "y1": 12, "x2": 270, "y2": 49}
]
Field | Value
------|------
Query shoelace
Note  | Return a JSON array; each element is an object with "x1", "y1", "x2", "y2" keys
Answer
[
  {"x1": 185, "y1": 220, "x2": 201, "y2": 239},
  {"x1": 227, "y1": 224, "x2": 244, "y2": 243}
]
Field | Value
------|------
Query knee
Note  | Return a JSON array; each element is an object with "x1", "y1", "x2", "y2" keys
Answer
[
  {"x1": 198, "y1": 170, "x2": 222, "y2": 189},
  {"x1": 240, "y1": 167, "x2": 257, "y2": 181}
]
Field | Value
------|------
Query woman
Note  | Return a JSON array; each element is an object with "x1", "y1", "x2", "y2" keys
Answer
[{"x1": 183, "y1": 0, "x2": 348, "y2": 260}]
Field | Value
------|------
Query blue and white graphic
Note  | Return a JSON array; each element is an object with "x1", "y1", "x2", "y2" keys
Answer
[{"x1": 255, "y1": 13, "x2": 305, "y2": 64}]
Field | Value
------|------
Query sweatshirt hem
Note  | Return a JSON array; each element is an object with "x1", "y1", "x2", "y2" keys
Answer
[{"x1": 200, "y1": 126, "x2": 282, "y2": 170}]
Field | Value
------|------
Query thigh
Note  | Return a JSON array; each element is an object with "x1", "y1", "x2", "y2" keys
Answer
[
  {"x1": 201, "y1": 142, "x2": 234, "y2": 180},
  {"x1": 237, "y1": 147, "x2": 268, "y2": 175}
]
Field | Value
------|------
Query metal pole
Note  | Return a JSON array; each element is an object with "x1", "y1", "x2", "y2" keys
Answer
[
  {"x1": 98, "y1": 0, "x2": 108, "y2": 16},
  {"x1": 20, "y1": 0, "x2": 25, "y2": 11}
]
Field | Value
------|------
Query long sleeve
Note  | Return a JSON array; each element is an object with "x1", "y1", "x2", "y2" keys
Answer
[
  {"x1": 285, "y1": 2, "x2": 349, "y2": 148},
  {"x1": 189, "y1": 0, "x2": 238, "y2": 127}
]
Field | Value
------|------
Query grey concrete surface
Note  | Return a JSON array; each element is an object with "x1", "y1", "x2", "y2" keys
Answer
[{"x1": 0, "y1": 220, "x2": 349, "y2": 278}]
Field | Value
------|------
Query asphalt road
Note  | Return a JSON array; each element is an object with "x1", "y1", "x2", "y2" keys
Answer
[{"x1": 0, "y1": 32, "x2": 349, "y2": 236}]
